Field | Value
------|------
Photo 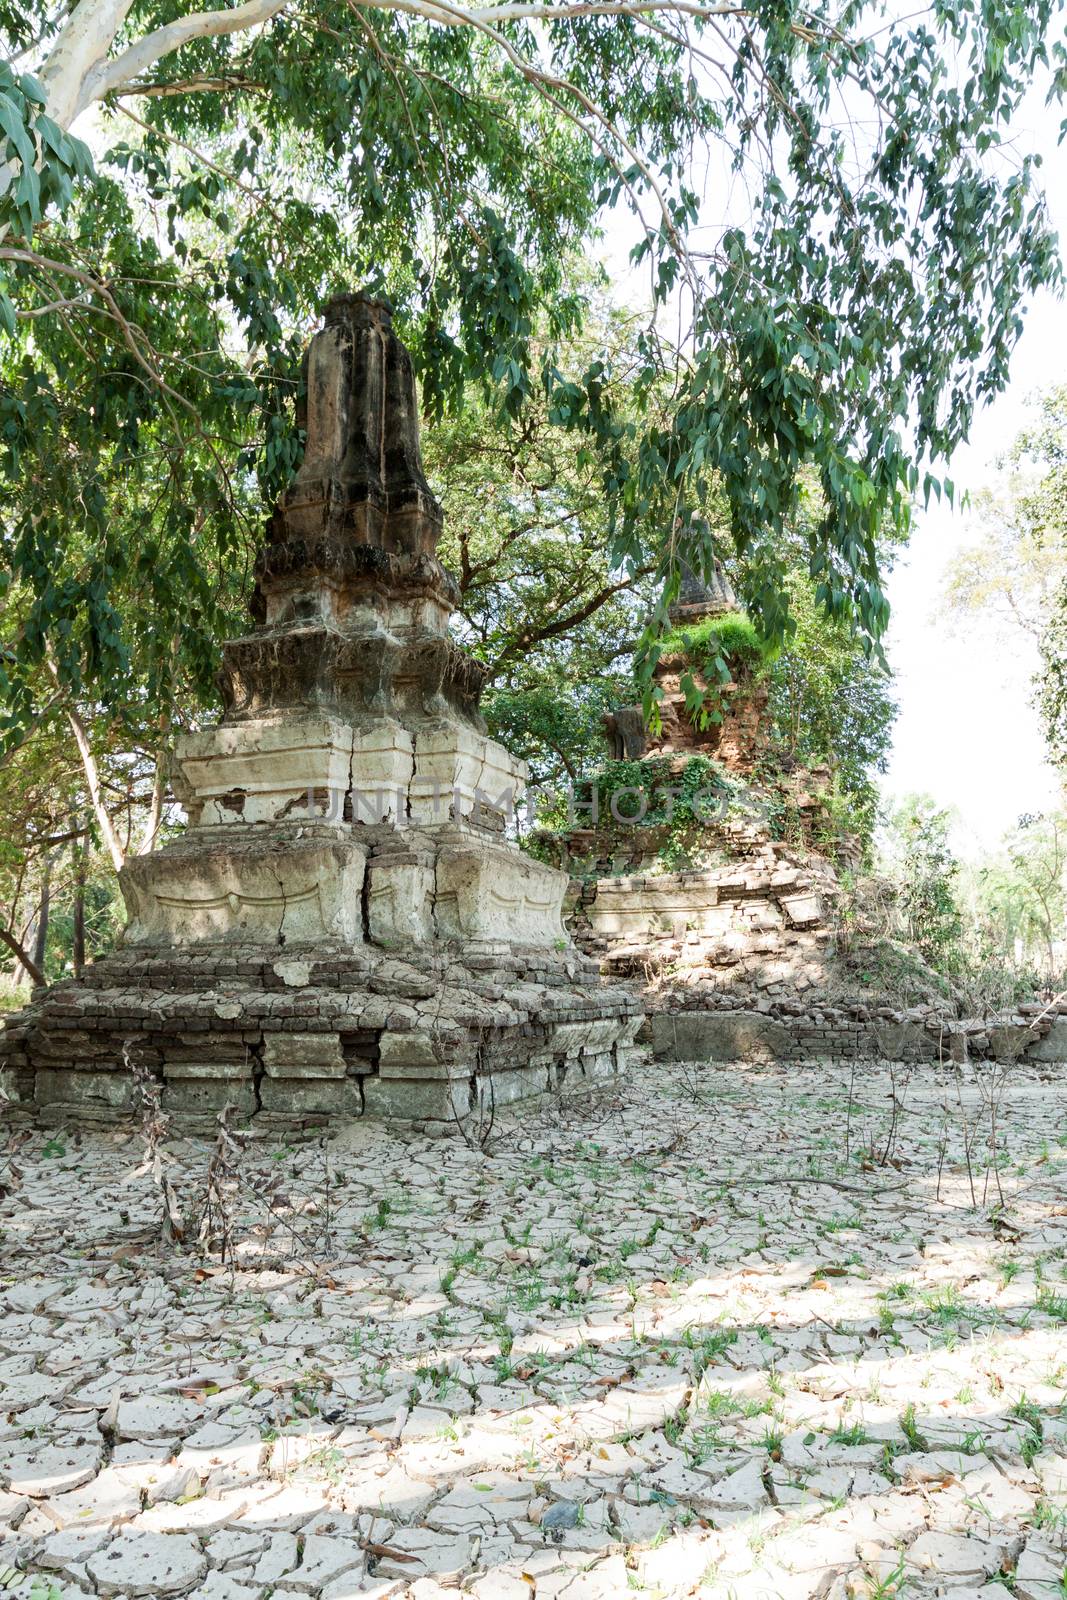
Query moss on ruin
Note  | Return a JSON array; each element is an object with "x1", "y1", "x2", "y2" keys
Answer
[{"x1": 659, "y1": 610, "x2": 769, "y2": 675}]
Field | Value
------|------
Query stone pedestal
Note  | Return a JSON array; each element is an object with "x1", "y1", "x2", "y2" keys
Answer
[
  {"x1": 0, "y1": 926, "x2": 640, "y2": 1133},
  {"x1": 0, "y1": 294, "x2": 641, "y2": 1131}
]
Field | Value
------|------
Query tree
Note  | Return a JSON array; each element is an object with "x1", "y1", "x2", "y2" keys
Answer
[
  {"x1": 1, "y1": 0, "x2": 1063, "y2": 746},
  {"x1": 1023, "y1": 392, "x2": 1067, "y2": 763},
  {"x1": 967, "y1": 811, "x2": 1067, "y2": 979},
  {"x1": 0, "y1": 707, "x2": 132, "y2": 993},
  {"x1": 881, "y1": 796, "x2": 964, "y2": 967},
  {"x1": 941, "y1": 486, "x2": 1067, "y2": 645},
  {"x1": 425, "y1": 294, "x2": 655, "y2": 783},
  {"x1": 941, "y1": 390, "x2": 1067, "y2": 643}
]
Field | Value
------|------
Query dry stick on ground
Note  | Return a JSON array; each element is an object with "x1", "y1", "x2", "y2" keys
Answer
[
  {"x1": 936, "y1": 1055, "x2": 1014, "y2": 1212},
  {"x1": 252, "y1": 1174, "x2": 337, "y2": 1272},
  {"x1": 194, "y1": 1114, "x2": 347, "y2": 1275},
  {"x1": 951, "y1": 1064, "x2": 981, "y2": 1209},
  {"x1": 865, "y1": 1018, "x2": 919, "y2": 1169},
  {"x1": 977, "y1": 987, "x2": 1062, "y2": 1209},
  {"x1": 197, "y1": 1105, "x2": 249, "y2": 1263},
  {"x1": 878, "y1": 1057, "x2": 916, "y2": 1168},
  {"x1": 975, "y1": 988, "x2": 1067, "y2": 1208},
  {"x1": 935, "y1": 1111, "x2": 952, "y2": 1204},
  {"x1": 974, "y1": 1047, "x2": 1028, "y2": 1210},
  {"x1": 671, "y1": 1059, "x2": 910, "y2": 1197},
  {"x1": 318, "y1": 1137, "x2": 333, "y2": 1257},
  {"x1": 446, "y1": 1026, "x2": 493, "y2": 1150},
  {"x1": 122, "y1": 1043, "x2": 335, "y2": 1272},
  {"x1": 256, "y1": 1137, "x2": 339, "y2": 1265},
  {"x1": 699, "y1": 1173, "x2": 906, "y2": 1193},
  {"x1": 126, "y1": 1043, "x2": 185, "y2": 1243},
  {"x1": 412, "y1": 986, "x2": 503, "y2": 1155},
  {"x1": 985, "y1": 1067, "x2": 1007, "y2": 1208},
  {"x1": 844, "y1": 1058, "x2": 857, "y2": 1164},
  {"x1": 194, "y1": 1116, "x2": 336, "y2": 1273},
  {"x1": 0, "y1": 1128, "x2": 30, "y2": 1197},
  {"x1": 529, "y1": 1075, "x2": 632, "y2": 1169},
  {"x1": 449, "y1": 1067, "x2": 496, "y2": 1152}
]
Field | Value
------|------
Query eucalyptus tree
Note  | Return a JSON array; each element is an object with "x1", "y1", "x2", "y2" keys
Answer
[
  {"x1": 425, "y1": 294, "x2": 657, "y2": 782},
  {"x1": 882, "y1": 795, "x2": 965, "y2": 968},
  {"x1": 1, "y1": 0, "x2": 1064, "y2": 751}
]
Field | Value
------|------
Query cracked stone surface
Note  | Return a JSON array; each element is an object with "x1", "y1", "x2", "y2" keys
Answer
[{"x1": 0, "y1": 1057, "x2": 1065, "y2": 1597}]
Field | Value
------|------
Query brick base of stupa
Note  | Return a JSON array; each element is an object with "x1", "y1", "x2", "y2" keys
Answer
[{"x1": 0, "y1": 935, "x2": 641, "y2": 1136}]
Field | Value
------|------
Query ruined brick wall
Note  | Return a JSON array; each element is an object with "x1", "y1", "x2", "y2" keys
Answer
[
  {"x1": 605, "y1": 657, "x2": 768, "y2": 774},
  {"x1": 647, "y1": 999, "x2": 1065, "y2": 1063},
  {"x1": 573, "y1": 835, "x2": 841, "y2": 1007},
  {"x1": 540, "y1": 813, "x2": 1058, "y2": 1064}
]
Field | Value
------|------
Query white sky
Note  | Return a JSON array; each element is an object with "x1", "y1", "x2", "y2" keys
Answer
[
  {"x1": 881, "y1": 95, "x2": 1067, "y2": 857},
  {"x1": 881, "y1": 351, "x2": 1063, "y2": 858}
]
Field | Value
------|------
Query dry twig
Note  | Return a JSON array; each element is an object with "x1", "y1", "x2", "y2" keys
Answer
[{"x1": 126, "y1": 1043, "x2": 185, "y2": 1242}]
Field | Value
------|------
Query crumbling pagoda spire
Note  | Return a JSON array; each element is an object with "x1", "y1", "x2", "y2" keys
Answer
[{"x1": 604, "y1": 556, "x2": 766, "y2": 769}]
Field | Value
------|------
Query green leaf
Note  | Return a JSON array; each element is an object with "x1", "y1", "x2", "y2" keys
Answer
[{"x1": 0, "y1": 90, "x2": 36, "y2": 172}]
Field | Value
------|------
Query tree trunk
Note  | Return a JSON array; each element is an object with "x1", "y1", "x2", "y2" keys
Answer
[
  {"x1": 43, "y1": 654, "x2": 126, "y2": 873},
  {"x1": 72, "y1": 825, "x2": 86, "y2": 979},
  {"x1": 67, "y1": 706, "x2": 126, "y2": 873},
  {"x1": 0, "y1": 0, "x2": 133, "y2": 214},
  {"x1": 138, "y1": 724, "x2": 168, "y2": 855},
  {"x1": 2, "y1": 0, "x2": 290, "y2": 193},
  {"x1": 32, "y1": 855, "x2": 52, "y2": 976},
  {"x1": 38, "y1": 0, "x2": 138, "y2": 128}
]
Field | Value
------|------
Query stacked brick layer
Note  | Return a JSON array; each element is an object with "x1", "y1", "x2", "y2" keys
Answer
[{"x1": 0, "y1": 939, "x2": 641, "y2": 1134}]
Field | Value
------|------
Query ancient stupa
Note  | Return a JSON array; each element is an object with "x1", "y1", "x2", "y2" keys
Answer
[{"x1": 0, "y1": 293, "x2": 640, "y2": 1131}]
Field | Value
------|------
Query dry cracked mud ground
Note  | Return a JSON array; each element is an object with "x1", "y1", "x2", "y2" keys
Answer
[{"x1": 0, "y1": 1059, "x2": 1065, "y2": 1600}]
